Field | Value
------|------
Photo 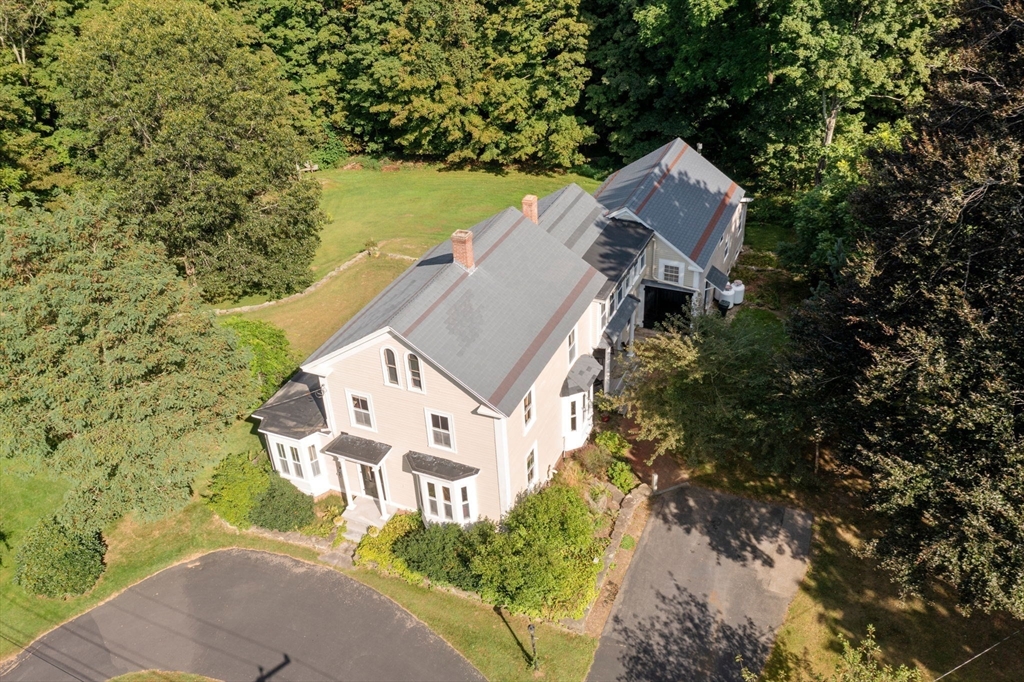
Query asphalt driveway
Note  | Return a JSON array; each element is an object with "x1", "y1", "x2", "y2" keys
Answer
[
  {"x1": 2, "y1": 549, "x2": 483, "y2": 682},
  {"x1": 588, "y1": 485, "x2": 813, "y2": 682}
]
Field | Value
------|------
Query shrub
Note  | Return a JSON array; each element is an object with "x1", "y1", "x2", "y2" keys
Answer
[
  {"x1": 394, "y1": 520, "x2": 495, "y2": 592},
  {"x1": 607, "y1": 460, "x2": 639, "y2": 494},
  {"x1": 207, "y1": 450, "x2": 271, "y2": 529},
  {"x1": 577, "y1": 443, "x2": 613, "y2": 477},
  {"x1": 355, "y1": 512, "x2": 423, "y2": 583},
  {"x1": 594, "y1": 431, "x2": 630, "y2": 458},
  {"x1": 620, "y1": 535, "x2": 637, "y2": 551},
  {"x1": 219, "y1": 317, "x2": 294, "y2": 402},
  {"x1": 15, "y1": 517, "x2": 106, "y2": 597},
  {"x1": 248, "y1": 475, "x2": 316, "y2": 532},
  {"x1": 473, "y1": 485, "x2": 604, "y2": 619}
]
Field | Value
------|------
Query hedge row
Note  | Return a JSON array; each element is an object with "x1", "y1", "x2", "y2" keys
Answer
[{"x1": 356, "y1": 485, "x2": 605, "y2": 620}]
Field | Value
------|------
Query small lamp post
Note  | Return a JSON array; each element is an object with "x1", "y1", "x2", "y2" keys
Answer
[{"x1": 528, "y1": 623, "x2": 538, "y2": 670}]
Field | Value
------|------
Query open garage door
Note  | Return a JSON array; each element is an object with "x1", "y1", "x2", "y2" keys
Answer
[{"x1": 643, "y1": 283, "x2": 692, "y2": 329}]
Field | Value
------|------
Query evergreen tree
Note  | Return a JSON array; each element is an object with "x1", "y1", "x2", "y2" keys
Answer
[
  {"x1": 0, "y1": 199, "x2": 259, "y2": 530},
  {"x1": 50, "y1": 0, "x2": 324, "y2": 301},
  {"x1": 788, "y1": 0, "x2": 1024, "y2": 617}
]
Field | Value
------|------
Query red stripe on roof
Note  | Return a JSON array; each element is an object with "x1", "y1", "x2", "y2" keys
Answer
[
  {"x1": 402, "y1": 215, "x2": 526, "y2": 336},
  {"x1": 593, "y1": 169, "x2": 620, "y2": 200},
  {"x1": 633, "y1": 144, "x2": 689, "y2": 216},
  {"x1": 488, "y1": 268, "x2": 601, "y2": 408},
  {"x1": 618, "y1": 144, "x2": 675, "y2": 211},
  {"x1": 689, "y1": 182, "x2": 738, "y2": 262}
]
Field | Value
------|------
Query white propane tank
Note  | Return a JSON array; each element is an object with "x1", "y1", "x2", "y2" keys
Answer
[
  {"x1": 719, "y1": 283, "x2": 736, "y2": 307},
  {"x1": 731, "y1": 280, "x2": 745, "y2": 304}
]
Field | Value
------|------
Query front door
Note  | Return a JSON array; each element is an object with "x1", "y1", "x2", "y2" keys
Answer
[{"x1": 360, "y1": 464, "x2": 379, "y2": 499}]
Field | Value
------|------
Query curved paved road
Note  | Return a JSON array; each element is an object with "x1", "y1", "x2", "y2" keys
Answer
[{"x1": 2, "y1": 549, "x2": 483, "y2": 682}]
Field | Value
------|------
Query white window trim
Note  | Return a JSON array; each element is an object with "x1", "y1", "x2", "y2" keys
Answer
[
  {"x1": 307, "y1": 444, "x2": 322, "y2": 477},
  {"x1": 661, "y1": 260, "x2": 683, "y2": 284},
  {"x1": 380, "y1": 346, "x2": 402, "y2": 389},
  {"x1": 419, "y1": 473, "x2": 479, "y2": 524},
  {"x1": 423, "y1": 408, "x2": 457, "y2": 453},
  {"x1": 525, "y1": 442, "x2": 539, "y2": 490},
  {"x1": 405, "y1": 352, "x2": 426, "y2": 394},
  {"x1": 345, "y1": 388, "x2": 377, "y2": 433},
  {"x1": 568, "y1": 325, "x2": 577, "y2": 364},
  {"x1": 522, "y1": 386, "x2": 536, "y2": 434}
]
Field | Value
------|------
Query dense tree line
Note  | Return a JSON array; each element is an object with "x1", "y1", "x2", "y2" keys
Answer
[{"x1": 618, "y1": 0, "x2": 1023, "y2": 619}]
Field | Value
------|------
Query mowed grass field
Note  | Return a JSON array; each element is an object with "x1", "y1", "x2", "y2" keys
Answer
[
  {"x1": 234, "y1": 165, "x2": 600, "y2": 353},
  {"x1": 312, "y1": 165, "x2": 601, "y2": 275}
]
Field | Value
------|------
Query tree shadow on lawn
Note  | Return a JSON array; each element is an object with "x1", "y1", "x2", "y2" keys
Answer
[
  {"x1": 653, "y1": 484, "x2": 811, "y2": 570},
  {"x1": 611, "y1": 580, "x2": 774, "y2": 682},
  {"x1": 797, "y1": 512, "x2": 1024, "y2": 680}
]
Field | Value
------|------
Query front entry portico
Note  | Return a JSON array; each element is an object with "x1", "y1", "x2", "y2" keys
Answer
[{"x1": 323, "y1": 432, "x2": 392, "y2": 521}]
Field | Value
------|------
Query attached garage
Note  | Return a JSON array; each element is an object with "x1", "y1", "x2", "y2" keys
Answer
[{"x1": 642, "y1": 280, "x2": 693, "y2": 329}]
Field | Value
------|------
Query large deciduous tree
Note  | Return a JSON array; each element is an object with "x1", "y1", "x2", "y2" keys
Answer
[
  {"x1": 583, "y1": 0, "x2": 946, "y2": 189},
  {"x1": 0, "y1": 200, "x2": 259, "y2": 530},
  {"x1": 51, "y1": 0, "x2": 324, "y2": 301},
  {"x1": 788, "y1": 0, "x2": 1024, "y2": 617},
  {"x1": 614, "y1": 310, "x2": 801, "y2": 472}
]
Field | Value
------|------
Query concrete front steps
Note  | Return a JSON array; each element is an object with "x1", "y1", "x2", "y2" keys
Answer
[{"x1": 342, "y1": 500, "x2": 388, "y2": 542}]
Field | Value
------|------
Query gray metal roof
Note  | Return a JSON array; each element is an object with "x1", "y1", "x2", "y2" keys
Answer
[
  {"x1": 303, "y1": 207, "x2": 606, "y2": 417},
  {"x1": 561, "y1": 355, "x2": 603, "y2": 396},
  {"x1": 594, "y1": 138, "x2": 745, "y2": 268},
  {"x1": 406, "y1": 451, "x2": 480, "y2": 481},
  {"x1": 323, "y1": 432, "x2": 392, "y2": 465},
  {"x1": 606, "y1": 295, "x2": 640, "y2": 344},
  {"x1": 251, "y1": 372, "x2": 327, "y2": 439},
  {"x1": 581, "y1": 218, "x2": 653, "y2": 299},
  {"x1": 536, "y1": 183, "x2": 605, "y2": 256},
  {"x1": 706, "y1": 265, "x2": 730, "y2": 291}
]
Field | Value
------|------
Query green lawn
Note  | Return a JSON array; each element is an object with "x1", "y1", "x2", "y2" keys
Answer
[
  {"x1": 312, "y1": 166, "x2": 601, "y2": 277},
  {"x1": 352, "y1": 569, "x2": 597, "y2": 682},
  {"x1": 238, "y1": 256, "x2": 410, "y2": 356}
]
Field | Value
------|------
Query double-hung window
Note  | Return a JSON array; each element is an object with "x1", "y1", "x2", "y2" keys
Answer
[
  {"x1": 407, "y1": 354, "x2": 423, "y2": 391},
  {"x1": 523, "y1": 390, "x2": 534, "y2": 430},
  {"x1": 276, "y1": 443, "x2": 290, "y2": 475},
  {"x1": 639, "y1": 250, "x2": 646, "y2": 272},
  {"x1": 568, "y1": 328, "x2": 577, "y2": 364},
  {"x1": 308, "y1": 445, "x2": 321, "y2": 476},
  {"x1": 570, "y1": 400, "x2": 578, "y2": 431},
  {"x1": 289, "y1": 446, "x2": 303, "y2": 479},
  {"x1": 526, "y1": 448, "x2": 537, "y2": 487},
  {"x1": 351, "y1": 394, "x2": 373, "y2": 428},
  {"x1": 615, "y1": 281, "x2": 625, "y2": 306},
  {"x1": 429, "y1": 412, "x2": 453, "y2": 449},
  {"x1": 663, "y1": 264, "x2": 680, "y2": 283},
  {"x1": 423, "y1": 479, "x2": 475, "y2": 523},
  {"x1": 383, "y1": 348, "x2": 400, "y2": 386},
  {"x1": 600, "y1": 302, "x2": 608, "y2": 328}
]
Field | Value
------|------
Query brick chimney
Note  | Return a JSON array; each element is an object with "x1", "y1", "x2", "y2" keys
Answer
[
  {"x1": 522, "y1": 194, "x2": 539, "y2": 224},
  {"x1": 451, "y1": 229, "x2": 475, "y2": 271}
]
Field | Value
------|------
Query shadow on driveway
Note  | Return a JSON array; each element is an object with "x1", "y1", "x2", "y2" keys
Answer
[{"x1": 588, "y1": 485, "x2": 813, "y2": 682}]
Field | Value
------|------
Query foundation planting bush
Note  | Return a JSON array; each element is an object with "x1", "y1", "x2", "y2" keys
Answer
[
  {"x1": 473, "y1": 485, "x2": 604, "y2": 619},
  {"x1": 247, "y1": 474, "x2": 316, "y2": 531},
  {"x1": 15, "y1": 517, "x2": 106, "y2": 597},
  {"x1": 206, "y1": 450, "x2": 271, "y2": 528},
  {"x1": 607, "y1": 460, "x2": 639, "y2": 494},
  {"x1": 594, "y1": 431, "x2": 630, "y2": 458},
  {"x1": 393, "y1": 520, "x2": 495, "y2": 592},
  {"x1": 355, "y1": 511, "x2": 424, "y2": 583}
]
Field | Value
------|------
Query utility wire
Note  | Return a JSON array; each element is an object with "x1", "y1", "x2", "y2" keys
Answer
[{"x1": 933, "y1": 628, "x2": 1021, "y2": 680}]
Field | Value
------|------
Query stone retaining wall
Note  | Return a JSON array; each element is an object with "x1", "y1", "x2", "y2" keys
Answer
[{"x1": 562, "y1": 482, "x2": 653, "y2": 633}]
